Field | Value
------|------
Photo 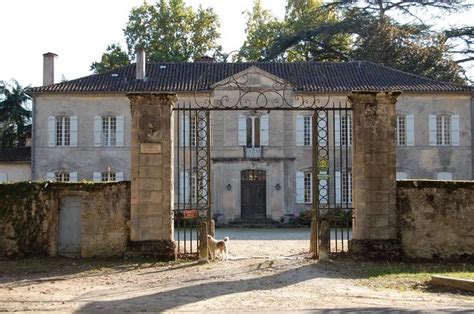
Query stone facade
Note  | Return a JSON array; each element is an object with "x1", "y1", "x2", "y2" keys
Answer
[
  {"x1": 30, "y1": 70, "x2": 473, "y2": 224},
  {"x1": 0, "y1": 163, "x2": 31, "y2": 182},
  {"x1": 0, "y1": 182, "x2": 130, "y2": 258},
  {"x1": 397, "y1": 180, "x2": 474, "y2": 259}
]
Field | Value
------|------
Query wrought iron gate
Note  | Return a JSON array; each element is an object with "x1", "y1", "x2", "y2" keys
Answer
[
  {"x1": 313, "y1": 104, "x2": 353, "y2": 254},
  {"x1": 173, "y1": 102, "x2": 210, "y2": 258}
]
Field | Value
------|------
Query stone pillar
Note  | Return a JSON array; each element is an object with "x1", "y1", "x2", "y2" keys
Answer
[
  {"x1": 127, "y1": 93, "x2": 177, "y2": 260},
  {"x1": 349, "y1": 91, "x2": 402, "y2": 259}
]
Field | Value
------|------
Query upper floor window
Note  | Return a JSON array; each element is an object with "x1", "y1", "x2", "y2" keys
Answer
[
  {"x1": 296, "y1": 115, "x2": 312, "y2": 146},
  {"x1": 102, "y1": 116, "x2": 116, "y2": 147},
  {"x1": 56, "y1": 116, "x2": 70, "y2": 146},
  {"x1": 179, "y1": 169, "x2": 208, "y2": 205},
  {"x1": 178, "y1": 114, "x2": 197, "y2": 147},
  {"x1": 429, "y1": 114, "x2": 459, "y2": 146},
  {"x1": 94, "y1": 115, "x2": 124, "y2": 147},
  {"x1": 395, "y1": 114, "x2": 414, "y2": 146},
  {"x1": 48, "y1": 116, "x2": 78, "y2": 147},
  {"x1": 238, "y1": 114, "x2": 269, "y2": 147},
  {"x1": 335, "y1": 113, "x2": 352, "y2": 146}
]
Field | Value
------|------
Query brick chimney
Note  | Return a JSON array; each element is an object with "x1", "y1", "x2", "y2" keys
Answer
[
  {"x1": 43, "y1": 52, "x2": 57, "y2": 86},
  {"x1": 136, "y1": 48, "x2": 146, "y2": 80}
]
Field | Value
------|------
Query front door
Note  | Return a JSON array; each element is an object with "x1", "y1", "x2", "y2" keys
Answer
[{"x1": 241, "y1": 169, "x2": 266, "y2": 220}]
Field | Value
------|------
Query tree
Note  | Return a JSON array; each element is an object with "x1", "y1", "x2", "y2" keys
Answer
[
  {"x1": 91, "y1": 0, "x2": 221, "y2": 71},
  {"x1": 90, "y1": 43, "x2": 130, "y2": 74},
  {"x1": 238, "y1": 0, "x2": 350, "y2": 62},
  {"x1": 264, "y1": 1, "x2": 472, "y2": 83},
  {"x1": 0, "y1": 80, "x2": 31, "y2": 148}
]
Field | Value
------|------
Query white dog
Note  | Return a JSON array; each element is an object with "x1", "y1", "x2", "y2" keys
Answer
[{"x1": 207, "y1": 235, "x2": 229, "y2": 261}]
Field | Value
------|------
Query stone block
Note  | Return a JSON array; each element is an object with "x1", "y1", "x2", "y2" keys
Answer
[
  {"x1": 140, "y1": 143, "x2": 162, "y2": 154},
  {"x1": 139, "y1": 155, "x2": 163, "y2": 166},
  {"x1": 139, "y1": 178, "x2": 163, "y2": 191}
]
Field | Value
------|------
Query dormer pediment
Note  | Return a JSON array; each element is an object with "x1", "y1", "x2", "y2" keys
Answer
[{"x1": 212, "y1": 66, "x2": 293, "y2": 90}]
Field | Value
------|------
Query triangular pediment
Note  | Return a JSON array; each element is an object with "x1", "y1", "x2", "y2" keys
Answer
[{"x1": 212, "y1": 66, "x2": 293, "y2": 90}]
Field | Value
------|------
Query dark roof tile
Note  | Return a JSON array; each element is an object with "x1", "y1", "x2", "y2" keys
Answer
[
  {"x1": 0, "y1": 147, "x2": 31, "y2": 162},
  {"x1": 28, "y1": 61, "x2": 471, "y2": 94}
]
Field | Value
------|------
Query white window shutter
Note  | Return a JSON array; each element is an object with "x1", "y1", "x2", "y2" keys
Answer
[
  {"x1": 116, "y1": 172, "x2": 124, "y2": 181},
  {"x1": 238, "y1": 114, "x2": 247, "y2": 146},
  {"x1": 428, "y1": 115, "x2": 437, "y2": 146},
  {"x1": 396, "y1": 172, "x2": 408, "y2": 180},
  {"x1": 436, "y1": 172, "x2": 453, "y2": 180},
  {"x1": 70, "y1": 116, "x2": 78, "y2": 147},
  {"x1": 116, "y1": 115, "x2": 125, "y2": 147},
  {"x1": 295, "y1": 171, "x2": 304, "y2": 204},
  {"x1": 47, "y1": 116, "x2": 56, "y2": 147},
  {"x1": 179, "y1": 171, "x2": 190, "y2": 203},
  {"x1": 335, "y1": 171, "x2": 341, "y2": 204},
  {"x1": 46, "y1": 172, "x2": 55, "y2": 181},
  {"x1": 335, "y1": 114, "x2": 340, "y2": 146},
  {"x1": 93, "y1": 116, "x2": 102, "y2": 147},
  {"x1": 451, "y1": 115, "x2": 460, "y2": 146},
  {"x1": 179, "y1": 115, "x2": 190, "y2": 147},
  {"x1": 309, "y1": 116, "x2": 313, "y2": 146},
  {"x1": 406, "y1": 115, "x2": 415, "y2": 146},
  {"x1": 260, "y1": 114, "x2": 269, "y2": 146},
  {"x1": 0, "y1": 173, "x2": 8, "y2": 182},
  {"x1": 93, "y1": 172, "x2": 102, "y2": 182},
  {"x1": 295, "y1": 115, "x2": 304, "y2": 146},
  {"x1": 70, "y1": 172, "x2": 78, "y2": 182}
]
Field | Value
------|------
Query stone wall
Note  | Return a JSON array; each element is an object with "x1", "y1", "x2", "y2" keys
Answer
[
  {"x1": 397, "y1": 180, "x2": 474, "y2": 259},
  {"x1": 0, "y1": 181, "x2": 130, "y2": 258}
]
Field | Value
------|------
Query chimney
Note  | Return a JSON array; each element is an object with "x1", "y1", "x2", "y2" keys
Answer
[
  {"x1": 43, "y1": 52, "x2": 57, "y2": 86},
  {"x1": 136, "y1": 48, "x2": 146, "y2": 80},
  {"x1": 194, "y1": 55, "x2": 215, "y2": 62}
]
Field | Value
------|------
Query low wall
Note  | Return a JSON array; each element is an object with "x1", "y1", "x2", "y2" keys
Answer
[
  {"x1": 397, "y1": 180, "x2": 474, "y2": 259},
  {"x1": 0, "y1": 181, "x2": 130, "y2": 258}
]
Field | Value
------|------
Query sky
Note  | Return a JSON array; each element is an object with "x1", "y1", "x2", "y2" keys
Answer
[{"x1": 0, "y1": 0, "x2": 472, "y2": 87}]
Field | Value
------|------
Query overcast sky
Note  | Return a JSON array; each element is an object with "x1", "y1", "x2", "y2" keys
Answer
[{"x1": 0, "y1": 0, "x2": 472, "y2": 87}]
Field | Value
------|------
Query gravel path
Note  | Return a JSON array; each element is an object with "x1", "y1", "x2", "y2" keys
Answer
[{"x1": 0, "y1": 228, "x2": 472, "y2": 312}]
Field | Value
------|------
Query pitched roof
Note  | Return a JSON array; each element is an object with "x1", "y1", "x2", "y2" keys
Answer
[
  {"x1": 28, "y1": 61, "x2": 471, "y2": 94},
  {"x1": 0, "y1": 147, "x2": 31, "y2": 162}
]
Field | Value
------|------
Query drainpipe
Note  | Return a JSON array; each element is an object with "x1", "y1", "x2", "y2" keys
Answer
[
  {"x1": 471, "y1": 91, "x2": 474, "y2": 179},
  {"x1": 31, "y1": 96, "x2": 36, "y2": 180}
]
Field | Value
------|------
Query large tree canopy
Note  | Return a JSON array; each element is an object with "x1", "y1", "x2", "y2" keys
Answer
[
  {"x1": 0, "y1": 80, "x2": 31, "y2": 148},
  {"x1": 259, "y1": 0, "x2": 473, "y2": 83},
  {"x1": 91, "y1": 0, "x2": 221, "y2": 73}
]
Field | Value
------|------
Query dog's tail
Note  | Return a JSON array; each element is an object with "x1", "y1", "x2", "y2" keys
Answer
[{"x1": 224, "y1": 236, "x2": 229, "y2": 242}]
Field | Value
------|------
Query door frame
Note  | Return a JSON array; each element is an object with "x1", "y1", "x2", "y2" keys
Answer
[{"x1": 240, "y1": 169, "x2": 267, "y2": 220}]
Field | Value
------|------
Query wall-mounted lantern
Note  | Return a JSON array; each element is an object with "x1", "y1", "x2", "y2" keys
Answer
[
  {"x1": 226, "y1": 183, "x2": 232, "y2": 191},
  {"x1": 275, "y1": 183, "x2": 281, "y2": 190}
]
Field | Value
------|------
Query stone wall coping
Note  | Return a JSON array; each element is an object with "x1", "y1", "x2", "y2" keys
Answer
[{"x1": 397, "y1": 179, "x2": 474, "y2": 189}]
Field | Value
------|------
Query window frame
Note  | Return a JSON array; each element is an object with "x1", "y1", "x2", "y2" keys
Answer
[
  {"x1": 396, "y1": 115, "x2": 407, "y2": 146},
  {"x1": 436, "y1": 115, "x2": 451, "y2": 146},
  {"x1": 56, "y1": 116, "x2": 71, "y2": 147},
  {"x1": 102, "y1": 116, "x2": 117, "y2": 147}
]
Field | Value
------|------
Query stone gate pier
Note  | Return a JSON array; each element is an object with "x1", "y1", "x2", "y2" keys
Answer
[
  {"x1": 127, "y1": 93, "x2": 177, "y2": 260},
  {"x1": 349, "y1": 91, "x2": 402, "y2": 259}
]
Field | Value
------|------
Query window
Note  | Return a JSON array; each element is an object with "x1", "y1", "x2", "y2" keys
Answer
[
  {"x1": 55, "y1": 171, "x2": 70, "y2": 182},
  {"x1": 296, "y1": 115, "x2": 312, "y2": 146},
  {"x1": 101, "y1": 171, "x2": 116, "y2": 182},
  {"x1": 56, "y1": 116, "x2": 70, "y2": 146},
  {"x1": 429, "y1": 114, "x2": 459, "y2": 146},
  {"x1": 239, "y1": 114, "x2": 269, "y2": 147},
  {"x1": 246, "y1": 116, "x2": 261, "y2": 148},
  {"x1": 190, "y1": 116, "x2": 197, "y2": 147},
  {"x1": 303, "y1": 116, "x2": 311, "y2": 146},
  {"x1": 335, "y1": 113, "x2": 352, "y2": 146},
  {"x1": 296, "y1": 171, "x2": 312, "y2": 204},
  {"x1": 102, "y1": 116, "x2": 116, "y2": 147},
  {"x1": 436, "y1": 115, "x2": 451, "y2": 146},
  {"x1": 341, "y1": 171, "x2": 352, "y2": 203},
  {"x1": 179, "y1": 114, "x2": 197, "y2": 147},
  {"x1": 341, "y1": 115, "x2": 352, "y2": 146},
  {"x1": 304, "y1": 172, "x2": 312, "y2": 203},
  {"x1": 396, "y1": 115, "x2": 406, "y2": 146}
]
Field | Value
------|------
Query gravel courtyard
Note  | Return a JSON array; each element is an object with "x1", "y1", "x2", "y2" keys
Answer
[{"x1": 0, "y1": 228, "x2": 472, "y2": 312}]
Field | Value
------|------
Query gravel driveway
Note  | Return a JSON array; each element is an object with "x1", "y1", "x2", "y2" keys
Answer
[{"x1": 0, "y1": 228, "x2": 472, "y2": 312}]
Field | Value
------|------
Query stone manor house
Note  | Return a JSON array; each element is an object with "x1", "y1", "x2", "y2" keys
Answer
[{"x1": 27, "y1": 52, "x2": 473, "y2": 223}]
